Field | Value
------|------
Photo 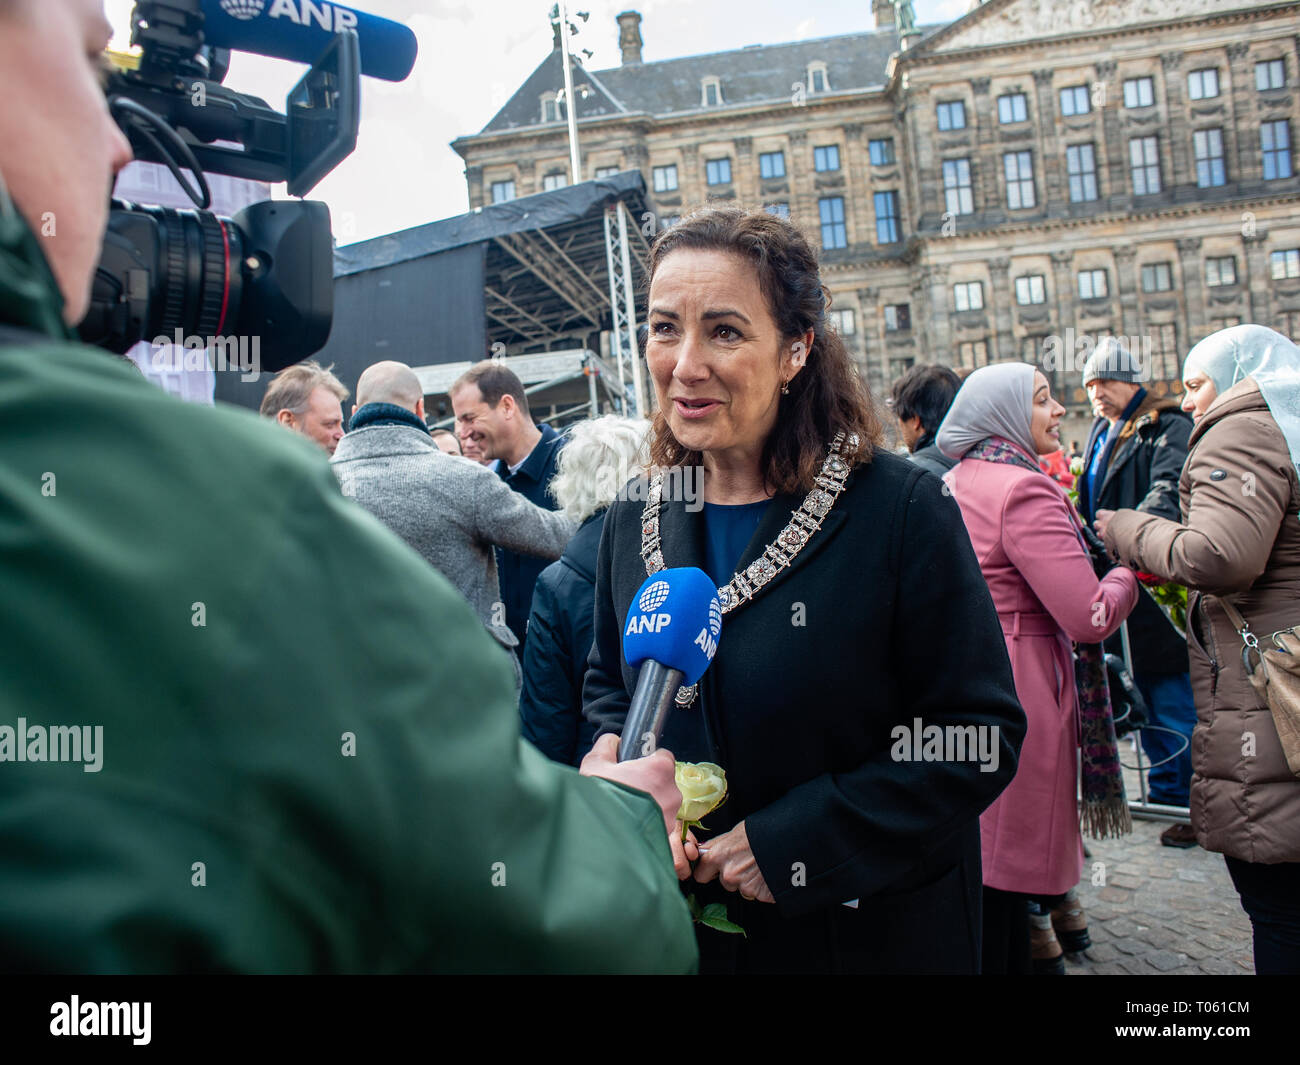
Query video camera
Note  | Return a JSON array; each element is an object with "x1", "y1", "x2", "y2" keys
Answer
[{"x1": 81, "y1": 0, "x2": 415, "y2": 370}]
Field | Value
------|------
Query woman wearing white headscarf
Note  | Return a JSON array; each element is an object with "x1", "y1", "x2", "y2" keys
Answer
[
  {"x1": 937, "y1": 363, "x2": 1139, "y2": 974},
  {"x1": 1098, "y1": 325, "x2": 1300, "y2": 974}
]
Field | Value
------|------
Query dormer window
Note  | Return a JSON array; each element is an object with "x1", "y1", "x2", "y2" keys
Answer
[
  {"x1": 701, "y1": 76, "x2": 722, "y2": 107},
  {"x1": 807, "y1": 62, "x2": 829, "y2": 94},
  {"x1": 541, "y1": 93, "x2": 566, "y2": 123}
]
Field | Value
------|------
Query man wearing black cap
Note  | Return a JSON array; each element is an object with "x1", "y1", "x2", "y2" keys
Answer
[{"x1": 1079, "y1": 338, "x2": 1197, "y2": 847}]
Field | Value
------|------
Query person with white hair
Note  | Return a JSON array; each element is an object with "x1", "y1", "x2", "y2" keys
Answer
[{"x1": 519, "y1": 416, "x2": 650, "y2": 765}]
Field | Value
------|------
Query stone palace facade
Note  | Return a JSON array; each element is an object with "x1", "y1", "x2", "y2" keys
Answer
[{"x1": 452, "y1": 0, "x2": 1300, "y2": 426}]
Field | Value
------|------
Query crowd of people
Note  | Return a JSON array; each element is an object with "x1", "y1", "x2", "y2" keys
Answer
[
  {"x1": 255, "y1": 211, "x2": 1298, "y2": 977},
  {"x1": 2, "y1": 0, "x2": 1297, "y2": 976}
]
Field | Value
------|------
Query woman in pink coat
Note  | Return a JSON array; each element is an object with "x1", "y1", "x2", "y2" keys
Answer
[{"x1": 937, "y1": 363, "x2": 1139, "y2": 975}]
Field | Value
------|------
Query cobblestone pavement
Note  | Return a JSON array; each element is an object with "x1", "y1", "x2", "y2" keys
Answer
[{"x1": 1067, "y1": 742, "x2": 1254, "y2": 976}]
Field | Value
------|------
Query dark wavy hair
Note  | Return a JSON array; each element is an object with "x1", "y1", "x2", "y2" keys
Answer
[{"x1": 645, "y1": 207, "x2": 882, "y2": 494}]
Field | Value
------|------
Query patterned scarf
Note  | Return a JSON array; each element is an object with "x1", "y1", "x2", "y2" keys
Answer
[{"x1": 968, "y1": 437, "x2": 1131, "y2": 839}]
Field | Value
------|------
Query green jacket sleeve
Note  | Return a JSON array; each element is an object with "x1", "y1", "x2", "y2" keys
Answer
[{"x1": 0, "y1": 350, "x2": 695, "y2": 974}]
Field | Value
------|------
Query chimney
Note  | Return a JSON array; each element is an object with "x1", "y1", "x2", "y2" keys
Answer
[
  {"x1": 873, "y1": 0, "x2": 895, "y2": 29},
  {"x1": 617, "y1": 11, "x2": 643, "y2": 65}
]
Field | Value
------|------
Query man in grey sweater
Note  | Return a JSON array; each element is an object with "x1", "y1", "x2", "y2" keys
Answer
[{"x1": 332, "y1": 362, "x2": 575, "y2": 668}]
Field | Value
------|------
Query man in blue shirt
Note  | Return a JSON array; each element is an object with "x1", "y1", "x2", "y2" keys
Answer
[
  {"x1": 451, "y1": 361, "x2": 566, "y2": 652},
  {"x1": 1080, "y1": 339, "x2": 1196, "y2": 847}
]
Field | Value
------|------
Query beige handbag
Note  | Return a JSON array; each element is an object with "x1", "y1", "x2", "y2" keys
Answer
[{"x1": 1220, "y1": 599, "x2": 1300, "y2": 778}]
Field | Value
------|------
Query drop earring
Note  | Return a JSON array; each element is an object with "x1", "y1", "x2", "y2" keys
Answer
[{"x1": 780, "y1": 380, "x2": 790, "y2": 395}]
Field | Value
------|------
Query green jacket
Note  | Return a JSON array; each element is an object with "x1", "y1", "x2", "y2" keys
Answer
[{"x1": 0, "y1": 205, "x2": 696, "y2": 973}]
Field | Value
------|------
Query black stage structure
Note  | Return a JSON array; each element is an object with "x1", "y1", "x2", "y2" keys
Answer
[{"x1": 216, "y1": 171, "x2": 653, "y2": 424}]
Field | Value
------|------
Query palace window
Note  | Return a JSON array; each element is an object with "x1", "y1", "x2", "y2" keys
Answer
[
  {"x1": 953, "y1": 281, "x2": 984, "y2": 312},
  {"x1": 1205, "y1": 256, "x2": 1237, "y2": 287},
  {"x1": 1129, "y1": 136, "x2": 1161, "y2": 195},
  {"x1": 827, "y1": 308, "x2": 856, "y2": 335},
  {"x1": 1015, "y1": 275, "x2": 1046, "y2": 305},
  {"x1": 652, "y1": 164, "x2": 678, "y2": 192},
  {"x1": 1262, "y1": 120, "x2": 1292, "y2": 180},
  {"x1": 1188, "y1": 68, "x2": 1219, "y2": 100},
  {"x1": 1256, "y1": 58, "x2": 1286, "y2": 91},
  {"x1": 705, "y1": 158, "x2": 732, "y2": 186},
  {"x1": 943, "y1": 158, "x2": 973, "y2": 215},
  {"x1": 1271, "y1": 249, "x2": 1300, "y2": 280},
  {"x1": 885, "y1": 304, "x2": 911, "y2": 331},
  {"x1": 874, "y1": 191, "x2": 900, "y2": 245},
  {"x1": 1194, "y1": 128, "x2": 1226, "y2": 187},
  {"x1": 1141, "y1": 262, "x2": 1173, "y2": 293},
  {"x1": 937, "y1": 100, "x2": 966, "y2": 131},
  {"x1": 1078, "y1": 269, "x2": 1108, "y2": 299},
  {"x1": 814, "y1": 145, "x2": 841, "y2": 172},
  {"x1": 819, "y1": 197, "x2": 847, "y2": 249},
  {"x1": 490, "y1": 180, "x2": 515, "y2": 204},
  {"x1": 1066, "y1": 144, "x2": 1098, "y2": 202},
  {"x1": 1060, "y1": 85, "x2": 1090, "y2": 117},
  {"x1": 759, "y1": 151, "x2": 786, "y2": 179},
  {"x1": 1123, "y1": 77, "x2": 1155, "y2": 108},
  {"x1": 869, "y1": 138, "x2": 896, "y2": 166},
  {"x1": 997, "y1": 92, "x2": 1028, "y2": 124},
  {"x1": 1004, "y1": 151, "x2": 1036, "y2": 209}
]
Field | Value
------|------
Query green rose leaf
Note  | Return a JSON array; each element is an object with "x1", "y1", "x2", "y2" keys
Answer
[{"x1": 698, "y1": 912, "x2": 747, "y2": 936}]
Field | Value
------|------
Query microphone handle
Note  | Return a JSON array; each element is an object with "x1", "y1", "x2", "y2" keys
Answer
[{"x1": 618, "y1": 661, "x2": 685, "y2": 762}]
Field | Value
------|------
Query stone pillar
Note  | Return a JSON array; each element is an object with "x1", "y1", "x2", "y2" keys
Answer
[
  {"x1": 1225, "y1": 41, "x2": 1258, "y2": 185},
  {"x1": 1243, "y1": 230, "x2": 1271, "y2": 325},
  {"x1": 970, "y1": 77, "x2": 996, "y2": 213},
  {"x1": 1094, "y1": 61, "x2": 1125, "y2": 208},
  {"x1": 466, "y1": 165, "x2": 484, "y2": 208},
  {"x1": 1032, "y1": 69, "x2": 1062, "y2": 204},
  {"x1": 988, "y1": 256, "x2": 1013, "y2": 359},
  {"x1": 1176, "y1": 237, "x2": 1205, "y2": 346},
  {"x1": 919, "y1": 263, "x2": 951, "y2": 363},
  {"x1": 1160, "y1": 51, "x2": 1190, "y2": 190},
  {"x1": 1113, "y1": 245, "x2": 1140, "y2": 338}
]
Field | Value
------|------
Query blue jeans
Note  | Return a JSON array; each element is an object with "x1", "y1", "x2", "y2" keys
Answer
[{"x1": 1134, "y1": 672, "x2": 1196, "y2": 807}]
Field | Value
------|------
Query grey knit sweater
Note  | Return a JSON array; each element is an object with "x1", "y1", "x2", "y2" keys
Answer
[{"x1": 332, "y1": 424, "x2": 575, "y2": 650}]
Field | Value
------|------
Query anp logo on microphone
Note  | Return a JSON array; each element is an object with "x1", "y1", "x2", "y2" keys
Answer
[
  {"x1": 639, "y1": 580, "x2": 670, "y2": 613},
  {"x1": 220, "y1": 0, "x2": 266, "y2": 19}
]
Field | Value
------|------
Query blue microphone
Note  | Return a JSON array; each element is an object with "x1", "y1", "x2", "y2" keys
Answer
[
  {"x1": 199, "y1": 0, "x2": 418, "y2": 82},
  {"x1": 618, "y1": 568, "x2": 722, "y2": 762}
]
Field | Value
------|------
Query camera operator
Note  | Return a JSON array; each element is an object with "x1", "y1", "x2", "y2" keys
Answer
[{"x1": 0, "y1": 0, "x2": 694, "y2": 974}]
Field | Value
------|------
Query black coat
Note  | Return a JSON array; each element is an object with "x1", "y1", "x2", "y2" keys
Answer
[
  {"x1": 583, "y1": 449, "x2": 1026, "y2": 974},
  {"x1": 1081, "y1": 392, "x2": 1194, "y2": 676},
  {"x1": 519, "y1": 512, "x2": 603, "y2": 766},
  {"x1": 496, "y1": 423, "x2": 564, "y2": 650}
]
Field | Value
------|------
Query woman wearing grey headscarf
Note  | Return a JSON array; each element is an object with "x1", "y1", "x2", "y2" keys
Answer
[
  {"x1": 1099, "y1": 325, "x2": 1300, "y2": 974},
  {"x1": 938, "y1": 363, "x2": 1139, "y2": 974}
]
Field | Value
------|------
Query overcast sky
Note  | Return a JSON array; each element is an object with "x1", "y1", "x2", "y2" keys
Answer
[{"x1": 106, "y1": 0, "x2": 968, "y2": 242}]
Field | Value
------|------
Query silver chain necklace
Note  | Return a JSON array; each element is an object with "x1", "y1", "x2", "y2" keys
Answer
[{"x1": 640, "y1": 431, "x2": 856, "y2": 706}]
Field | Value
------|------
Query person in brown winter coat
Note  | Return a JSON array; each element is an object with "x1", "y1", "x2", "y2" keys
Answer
[{"x1": 1096, "y1": 325, "x2": 1300, "y2": 974}]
